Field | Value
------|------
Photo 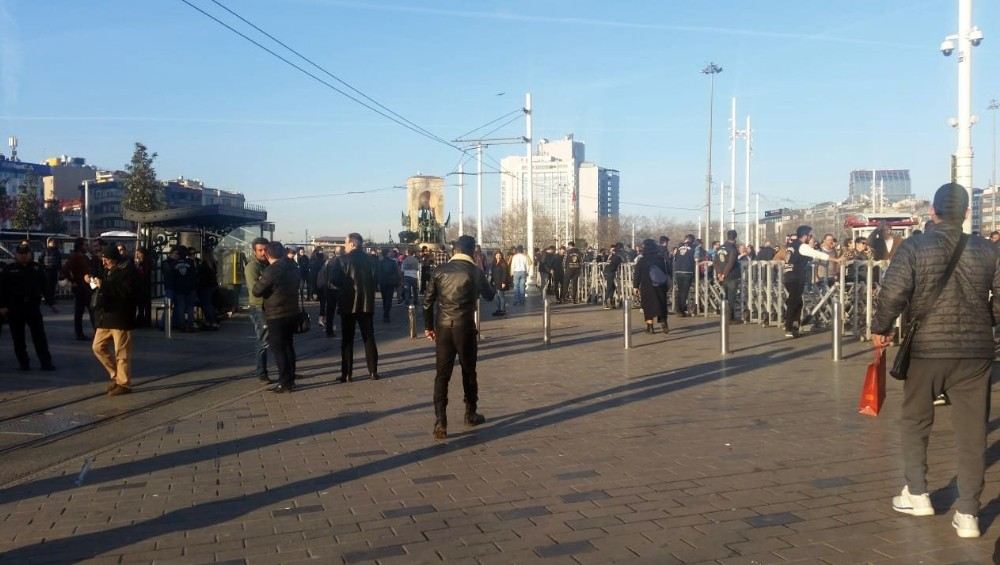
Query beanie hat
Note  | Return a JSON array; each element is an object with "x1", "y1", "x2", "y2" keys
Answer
[{"x1": 932, "y1": 183, "x2": 969, "y2": 223}]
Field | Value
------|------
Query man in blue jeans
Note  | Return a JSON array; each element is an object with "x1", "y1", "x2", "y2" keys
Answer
[
  {"x1": 244, "y1": 237, "x2": 271, "y2": 382},
  {"x1": 510, "y1": 245, "x2": 529, "y2": 305}
]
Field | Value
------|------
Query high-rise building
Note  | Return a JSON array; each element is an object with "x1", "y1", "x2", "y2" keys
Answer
[
  {"x1": 43, "y1": 155, "x2": 97, "y2": 202},
  {"x1": 499, "y1": 134, "x2": 619, "y2": 246},
  {"x1": 848, "y1": 170, "x2": 913, "y2": 203}
]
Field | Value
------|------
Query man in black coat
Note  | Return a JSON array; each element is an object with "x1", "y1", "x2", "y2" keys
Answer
[
  {"x1": 332, "y1": 233, "x2": 379, "y2": 382},
  {"x1": 0, "y1": 244, "x2": 57, "y2": 371},
  {"x1": 562, "y1": 242, "x2": 583, "y2": 304},
  {"x1": 91, "y1": 246, "x2": 138, "y2": 395},
  {"x1": 424, "y1": 235, "x2": 496, "y2": 439},
  {"x1": 714, "y1": 230, "x2": 741, "y2": 322},
  {"x1": 252, "y1": 242, "x2": 302, "y2": 393}
]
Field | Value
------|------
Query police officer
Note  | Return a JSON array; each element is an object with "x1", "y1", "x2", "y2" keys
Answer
[
  {"x1": 0, "y1": 244, "x2": 57, "y2": 370},
  {"x1": 562, "y1": 241, "x2": 583, "y2": 304}
]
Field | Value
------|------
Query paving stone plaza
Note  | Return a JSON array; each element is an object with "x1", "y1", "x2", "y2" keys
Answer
[{"x1": 1, "y1": 301, "x2": 999, "y2": 564}]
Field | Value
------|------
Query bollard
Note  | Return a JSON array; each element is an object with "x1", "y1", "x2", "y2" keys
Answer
[
  {"x1": 623, "y1": 297, "x2": 632, "y2": 349},
  {"x1": 720, "y1": 298, "x2": 729, "y2": 356},
  {"x1": 543, "y1": 298, "x2": 551, "y2": 345},
  {"x1": 165, "y1": 297, "x2": 172, "y2": 340},
  {"x1": 408, "y1": 304, "x2": 416, "y2": 339},
  {"x1": 832, "y1": 297, "x2": 842, "y2": 361}
]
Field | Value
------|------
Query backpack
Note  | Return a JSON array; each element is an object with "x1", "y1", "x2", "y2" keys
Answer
[{"x1": 649, "y1": 263, "x2": 668, "y2": 287}]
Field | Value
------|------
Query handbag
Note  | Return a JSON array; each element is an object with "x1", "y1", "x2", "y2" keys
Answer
[
  {"x1": 858, "y1": 346, "x2": 886, "y2": 416},
  {"x1": 889, "y1": 234, "x2": 968, "y2": 380},
  {"x1": 294, "y1": 291, "x2": 311, "y2": 334}
]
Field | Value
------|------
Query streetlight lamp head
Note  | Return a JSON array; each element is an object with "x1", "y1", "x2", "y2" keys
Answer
[
  {"x1": 970, "y1": 27, "x2": 984, "y2": 47},
  {"x1": 940, "y1": 38, "x2": 955, "y2": 56},
  {"x1": 701, "y1": 62, "x2": 723, "y2": 75}
]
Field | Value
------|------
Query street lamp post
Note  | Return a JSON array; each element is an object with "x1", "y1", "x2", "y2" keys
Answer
[
  {"x1": 702, "y1": 62, "x2": 723, "y2": 244},
  {"x1": 941, "y1": 0, "x2": 983, "y2": 234},
  {"x1": 990, "y1": 99, "x2": 999, "y2": 232}
]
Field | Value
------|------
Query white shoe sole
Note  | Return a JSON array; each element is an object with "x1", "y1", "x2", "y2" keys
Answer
[{"x1": 953, "y1": 522, "x2": 980, "y2": 538}]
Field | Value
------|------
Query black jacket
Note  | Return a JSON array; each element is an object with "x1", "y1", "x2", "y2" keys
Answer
[
  {"x1": 94, "y1": 261, "x2": 138, "y2": 330},
  {"x1": 872, "y1": 223, "x2": 1000, "y2": 359},
  {"x1": 423, "y1": 254, "x2": 496, "y2": 331},
  {"x1": 332, "y1": 250, "x2": 378, "y2": 314},
  {"x1": 715, "y1": 241, "x2": 740, "y2": 279},
  {"x1": 252, "y1": 258, "x2": 301, "y2": 320},
  {"x1": 673, "y1": 243, "x2": 696, "y2": 273},
  {"x1": 377, "y1": 256, "x2": 401, "y2": 286},
  {"x1": 563, "y1": 247, "x2": 583, "y2": 272},
  {"x1": 0, "y1": 260, "x2": 52, "y2": 309}
]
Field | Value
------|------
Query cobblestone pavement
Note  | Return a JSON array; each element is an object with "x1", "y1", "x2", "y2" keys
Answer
[{"x1": 1, "y1": 300, "x2": 999, "y2": 564}]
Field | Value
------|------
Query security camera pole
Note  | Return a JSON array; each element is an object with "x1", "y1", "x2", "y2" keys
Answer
[{"x1": 942, "y1": 0, "x2": 983, "y2": 234}]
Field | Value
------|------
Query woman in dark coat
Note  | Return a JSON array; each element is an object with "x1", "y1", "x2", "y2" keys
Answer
[
  {"x1": 490, "y1": 250, "x2": 511, "y2": 316},
  {"x1": 633, "y1": 239, "x2": 670, "y2": 334}
]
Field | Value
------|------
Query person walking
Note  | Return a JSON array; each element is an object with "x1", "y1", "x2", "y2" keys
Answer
[
  {"x1": 316, "y1": 248, "x2": 342, "y2": 338},
  {"x1": 0, "y1": 243, "x2": 57, "y2": 371},
  {"x1": 872, "y1": 183, "x2": 1000, "y2": 539},
  {"x1": 510, "y1": 245, "x2": 529, "y2": 306},
  {"x1": 332, "y1": 233, "x2": 379, "y2": 382},
  {"x1": 782, "y1": 225, "x2": 838, "y2": 338},
  {"x1": 490, "y1": 250, "x2": 510, "y2": 316},
  {"x1": 252, "y1": 242, "x2": 301, "y2": 393},
  {"x1": 562, "y1": 241, "x2": 583, "y2": 304},
  {"x1": 672, "y1": 234, "x2": 696, "y2": 316},
  {"x1": 91, "y1": 246, "x2": 138, "y2": 396},
  {"x1": 244, "y1": 237, "x2": 272, "y2": 382},
  {"x1": 377, "y1": 248, "x2": 401, "y2": 323},
  {"x1": 424, "y1": 235, "x2": 496, "y2": 439},
  {"x1": 61, "y1": 238, "x2": 94, "y2": 340},
  {"x1": 632, "y1": 239, "x2": 670, "y2": 334},
  {"x1": 541, "y1": 246, "x2": 563, "y2": 303},
  {"x1": 196, "y1": 250, "x2": 220, "y2": 330},
  {"x1": 714, "y1": 230, "x2": 741, "y2": 322}
]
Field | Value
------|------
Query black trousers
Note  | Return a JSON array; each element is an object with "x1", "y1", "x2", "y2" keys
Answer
[
  {"x1": 433, "y1": 324, "x2": 479, "y2": 421},
  {"x1": 318, "y1": 286, "x2": 326, "y2": 317},
  {"x1": 72, "y1": 284, "x2": 94, "y2": 337},
  {"x1": 674, "y1": 272, "x2": 693, "y2": 314},
  {"x1": 8, "y1": 306, "x2": 52, "y2": 368},
  {"x1": 44, "y1": 269, "x2": 58, "y2": 303},
  {"x1": 784, "y1": 280, "x2": 805, "y2": 331},
  {"x1": 266, "y1": 314, "x2": 297, "y2": 386},
  {"x1": 379, "y1": 284, "x2": 395, "y2": 320},
  {"x1": 604, "y1": 274, "x2": 617, "y2": 304},
  {"x1": 341, "y1": 312, "x2": 378, "y2": 377},
  {"x1": 563, "y1": 271, "x2": 580, "y2": 303},
  {"x1": 722, "y1": 277, "x2": 739, "y2": 321},
  {"x1": 324, "y1": 289, "x2": 339, "y2": 336},
  {"x1": 420, "y1": 268, "x2": 432, "y2": 294}
]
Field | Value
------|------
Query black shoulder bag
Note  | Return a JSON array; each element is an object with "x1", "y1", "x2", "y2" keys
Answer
[
  {"x1": 890, "y1": 234, "x2": 968, "y2": 380},
  {"x1": 295, "y1": 284, "x2": 311, "y2": 334}
]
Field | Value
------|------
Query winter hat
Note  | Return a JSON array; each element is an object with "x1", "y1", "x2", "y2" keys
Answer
[{"x1": 932, "y1": 183, "x2": 969, "y2": 223}]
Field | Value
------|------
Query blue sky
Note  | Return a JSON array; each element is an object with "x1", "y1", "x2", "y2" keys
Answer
[{"x1": 1, "y1": 0, "x2": 998, "y2": 241}]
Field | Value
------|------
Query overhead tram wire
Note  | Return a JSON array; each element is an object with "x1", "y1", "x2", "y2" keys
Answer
[
  {"x1": 248, "y1": 185, "x2": 407, "y2": 203},
  {"x1": 178, "y1": 0, "x2": 461, "y2": 152},
  {"x1": 454, "y1": 109, "x2": 523, "y2": 142},
  {"x1": 205, "y1": 0, "x2": 453, "y2": 148}
]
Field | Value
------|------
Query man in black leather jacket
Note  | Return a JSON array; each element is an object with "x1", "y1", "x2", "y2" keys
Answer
[
  {"x1": 332, "y1": 233, "x2": 379, "y2": 382},
  {"x1": 252, "y1": 242, "x2": 301, "y2": 393},
  {"x1": 872, "y1": 183, "x2": 1000, "y2": 539},
  {"x1": 424, "y1": 235, "x2": 496, "y2": 440}
]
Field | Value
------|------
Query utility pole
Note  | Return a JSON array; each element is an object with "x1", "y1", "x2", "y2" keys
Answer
[
  {"x1": 525, "y1": 92, "x2": 534, "y2": 266},
  {"x1": 941, "y1": 0, "x2": 983, "y2": 234},
  {"x1": 458, "y1": 160, "x2": 464, "y2": 237},
  {"x1": 83, "y1": 180, "x2": 90, "y2": 239},
  {"x1": 702, "y1": 63, "x2": 723, "y2": 244},
  {"x1": 476, "y1": 144, "x2": 483, "y2": 243},
  {"x1": 989, "y1": 99, "x2": 998, "y2": 232},
  {"x1": 744, "y1": 115, "x2": 752, "y2": 245},
  {"x1": 754, "y1": 193, "x2": 760, "y2": 249},
  {"x1": 730, "y1": 97, "x2": 737, "y2": 233},
  {"x1": 719, "y1": 182, "x2": 725, "y2": 243}
]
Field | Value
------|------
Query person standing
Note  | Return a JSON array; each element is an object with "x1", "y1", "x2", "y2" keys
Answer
[
  {"x1": 562, "y1": 241, "x2": 583, "y2": 304},
  {"x1": 170, "y1": 246, "x2": 198, "y2": 332},
  {"x1": 672, "y1": 234, "x2": 696, "y2": 316},
  {"x1": 61, "y1": 238, "x2": 94, "y2": 340},
  {"x1": 252, "y1": 242, "x2": 301, "y2": 393},
  {"x1": 196, "y1": 249, "x2": 220, "y2": 330},
  {"x1": 783, "y1": 226, "x2": 838, "y2": 338},
  {"x1": 541, "y1": 246, "x2": 564, "y2": 303},
  {"x1": 244, "y1": 237, "x2": 272, "y2": 382},
  {"x1": 424, "y1": 235, "x2": 496, "y2": 439},
  {"x1": 632, "y1": 239, "x2": 670, "y2": 334},
  {"x1": 401, "y1": 248, "x2": 420, "y2": 306},
  {"x1": 377, "y1": 248, "x2": 401, "y2": 323},
  {"x1": 133, "y1": 247, "x2": 152, "y2": 327},
  {"x1": 0, "y1": 244, "x2": 57, "y2": 371},
  {"x1": 490, "y1": 250, "x2": 510, "y2": 316},
  {"x1": 316, "y1": 247, "x2": 342, "y2": 338},
  {"x1": 714, "y1": 230, "x2": 741, "y2": 322},
  {"x1": 603, "y1": 243, "x2": 625, "y2": 309},
  {"x1": 332, "y1": 233, "x2": 379, "y2": 382},
  {"x1": 873, "y1": 183, "x2": 1000, "y2": 539},
  {"x1": 510, "y1": 245, "x2": 529, "y2": 306},
  {"x1": 41, "y1": 238, "x2": 62, "y2": 303},
  {"x1": 296, "y1": 247, "x2": 310, "y2": 301},
  {"x1": 91, "y1": 246, "x2": 138, "y2": 396}
]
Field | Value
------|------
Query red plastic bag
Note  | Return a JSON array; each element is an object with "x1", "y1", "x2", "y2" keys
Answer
[{"x1": 859, "y1": 347, "x2": 886, "y2": 416}]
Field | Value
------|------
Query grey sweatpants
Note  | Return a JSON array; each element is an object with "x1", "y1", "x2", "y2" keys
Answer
[{"x1": 902, "y1": 357, "x2": 992, "y2": 515}]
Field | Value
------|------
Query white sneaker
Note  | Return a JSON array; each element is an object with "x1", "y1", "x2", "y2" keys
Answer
[
  {"x1": 952, "y1": 511, "x2": 980, "y2": 538},
  {"x1": 892, "y1": 486, "x2": 934, "y2": 516}
]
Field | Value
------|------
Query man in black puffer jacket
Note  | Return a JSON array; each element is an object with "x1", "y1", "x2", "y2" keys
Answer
[
  {"x1": 331, "y1": 233, "x2": 379, "y2": 382},
  {"x1": 872, "y1": 183, "x2": 1000, "y2": 539},
  {"x1": 424, "y1": 235, "x2": 496, "y2": 440},
  {"x1": 252, "y1": 242, "x2": 301, "y2": 393}
]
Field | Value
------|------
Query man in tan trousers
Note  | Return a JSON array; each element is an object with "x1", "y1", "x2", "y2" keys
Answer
[{"x1": 91, "y1": 246, "x2": 138, "y2": 396}]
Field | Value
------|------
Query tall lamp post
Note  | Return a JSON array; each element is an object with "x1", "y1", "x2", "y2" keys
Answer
[
  {"x1": 989, "y1": 98, "x2": 999, "y2": 232},
  {"x1": 940, "y1": 0, "x2": 983, "y2": 234},
  {"x1": 702, "y1": 63, "x2": 723, "y2": 244}
]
